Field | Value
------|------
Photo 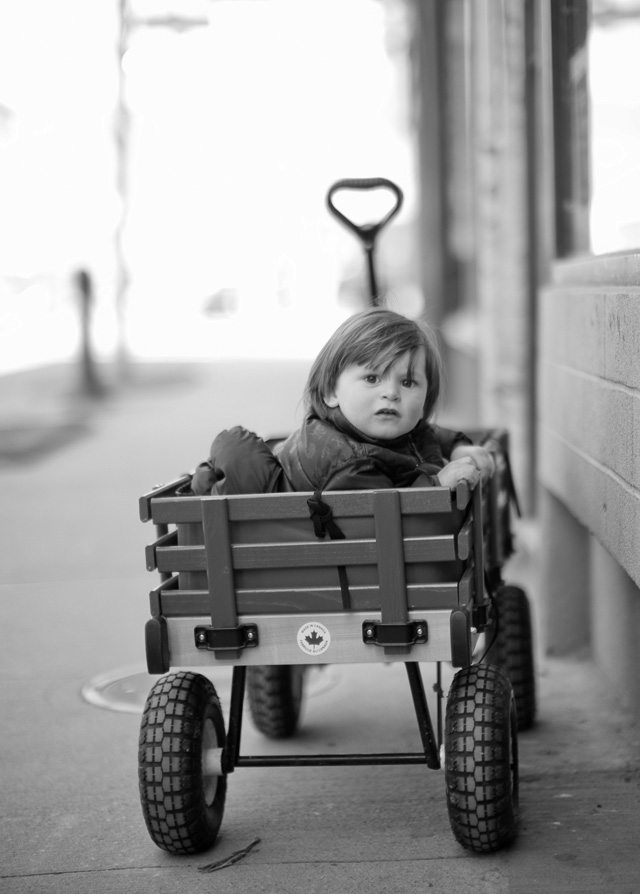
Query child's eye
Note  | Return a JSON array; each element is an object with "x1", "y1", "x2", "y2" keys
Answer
[
  {"x1": 363, "y1": 374, "x2": 380, "y2": 384},
  {"x1": 401, "y1": 377, "x2": 416, "y2": 388}
]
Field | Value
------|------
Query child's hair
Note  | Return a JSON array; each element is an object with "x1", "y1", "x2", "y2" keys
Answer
[{"x1": 304, "y1": 307, "x2": 443, "y2": 422}]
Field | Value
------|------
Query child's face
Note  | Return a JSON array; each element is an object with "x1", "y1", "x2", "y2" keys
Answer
[{"x1": 324, "y1": 348, "x2": 428, "y2": 440}]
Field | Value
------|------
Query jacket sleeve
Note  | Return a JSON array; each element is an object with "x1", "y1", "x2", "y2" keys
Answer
[
  {"x1": 324, "y1": 460, "x2": 445, "y2": 492},
  {"x1": 430, "y1": 424, "x2": 472, "y2": 460},
  {"x1": 411, "y1": 470, "x2": 441, "y2": 488},
  {"x1": 411, "y1": 424, "x2": 472, "y2": 487},
  {"x1": 191, "y1": 426, "x2": 287, "y2": 496}
]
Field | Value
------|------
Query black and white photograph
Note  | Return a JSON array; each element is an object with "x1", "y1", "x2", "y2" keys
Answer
[{"x1": 1, "y1": 2, "x2": 639, "y2": 892}]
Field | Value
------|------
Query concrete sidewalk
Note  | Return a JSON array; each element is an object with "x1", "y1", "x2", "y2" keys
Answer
[{"x1": 1, "y1": 360, "x2": 639, "y2": 894}]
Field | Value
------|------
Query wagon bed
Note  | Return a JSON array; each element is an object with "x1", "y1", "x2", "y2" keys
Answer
[{"x1": 137, "y1": 427, "x2": 532, "y2": 856}]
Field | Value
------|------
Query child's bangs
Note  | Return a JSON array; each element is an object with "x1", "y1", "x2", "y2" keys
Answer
[
  {"x1": 346, "y1": 333, "x2": 426, "y2": 376},
  {"x1": 304, "y1": 308, "x2": 442, "y2": 420}
]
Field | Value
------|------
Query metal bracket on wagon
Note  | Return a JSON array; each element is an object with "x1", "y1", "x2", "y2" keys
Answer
[
  {"x1": 450, "y1": 608, "x2": 471, "y2": 668},
  {"x1": 194, "y1": 624, "x2": 259, "y2": 653},
  {"x1": 362, "y1": 619, "x2": 428, "y2": 648}
]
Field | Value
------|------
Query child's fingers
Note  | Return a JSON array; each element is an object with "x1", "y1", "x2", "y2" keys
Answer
[
  {"x1": 437, "y1": 457, "x2": 481, "y2": 488},
  {"x1": 461, "y1": 466, "x2": 480, "y2": 486},
  {"x1": 454, "y1": 457, "x2": 480, "y2": 486},
  {"x1": 470, "y1": 447, "x2": 495, "y2": 479}
]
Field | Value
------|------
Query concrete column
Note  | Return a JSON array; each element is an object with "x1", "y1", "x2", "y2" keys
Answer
[
  {"x1": 538, "y1": 487, "x2": 591, "y2": 656},
  {"x1": 591, "y1": 539, "x2": 640, "y2": 715},
  {"x1": 472, "y1": 0, "x2": 532, "y2": 510},
  {"x1": 412, "y1": 0, "x2": 446, "y2": 328}
]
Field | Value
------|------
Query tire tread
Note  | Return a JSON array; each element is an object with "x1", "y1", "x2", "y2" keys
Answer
[
  {"x1": 138, "y1": 671, "x2": 226, "y2": 855},
  {"x1": 445, "y1": 664, "x2": 519, "y2": 853}
]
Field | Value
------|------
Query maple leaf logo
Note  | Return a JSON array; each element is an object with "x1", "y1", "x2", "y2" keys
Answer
[
  {"x1": 305, "y1": 630, "x2": 324, "y2": 647},
  {"x1": 297, "y1": 622, "x2": 330, "y2": 655}
]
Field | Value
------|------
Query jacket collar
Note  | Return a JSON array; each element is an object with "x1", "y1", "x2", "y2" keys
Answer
[{"x1": 316, "y1": 407, "x2": 428, "y2": 450}]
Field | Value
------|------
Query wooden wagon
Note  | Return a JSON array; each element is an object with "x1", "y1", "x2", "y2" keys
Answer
[{"x1": 137, "y1": 428, "x2": 534, "y2": 856}]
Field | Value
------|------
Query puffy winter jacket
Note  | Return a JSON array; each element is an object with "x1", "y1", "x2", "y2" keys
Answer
[
  {"x1": 275, "y1": 409, "x2": 471, "y2": 492},
  {"x1": 190, "y1": 426, "x2": 292, "y2": 496}
]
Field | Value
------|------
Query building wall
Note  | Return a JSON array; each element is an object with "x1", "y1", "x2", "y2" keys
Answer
[
  {"x1": 413, "y1": 0, "x2": 640, "y2": 714},
  {"x1": 538, "y1": 254, "x2": 640, "y2": 713},
  {"x1": 422, "y1": 0, "x2": 535, "y2": 510},
  {"x1": 472, "y1": 0, "x2": 532, "y2": 509}
]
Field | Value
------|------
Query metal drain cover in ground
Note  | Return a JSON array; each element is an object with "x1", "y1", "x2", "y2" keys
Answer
[{"x1": 82, "y1": 665, "x2": 339, "y2": 713}]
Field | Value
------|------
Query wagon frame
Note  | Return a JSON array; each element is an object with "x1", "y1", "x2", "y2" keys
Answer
[{"x1": 137, "y1": 427, "x2": 532, "y2": 855}]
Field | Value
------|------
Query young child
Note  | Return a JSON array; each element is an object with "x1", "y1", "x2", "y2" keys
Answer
[
  {"x1": 274, "y1": 307, "x2": 492, "y2": 492},
  {"x1": 191, "y1": 308, "x2": 493, "y2": 496}
]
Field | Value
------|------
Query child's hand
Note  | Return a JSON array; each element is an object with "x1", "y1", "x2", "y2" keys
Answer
[
  {"x1": 450, "y1": 444, "x2": 496, "y2": 482},
  {"x1": 436, "y1": 456, "x2": 481, "y2": 489}
]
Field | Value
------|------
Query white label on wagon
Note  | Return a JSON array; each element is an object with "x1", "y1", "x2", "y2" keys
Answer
[{"x1": 297, "y1": 622, "x2": 331, "y2": 656}]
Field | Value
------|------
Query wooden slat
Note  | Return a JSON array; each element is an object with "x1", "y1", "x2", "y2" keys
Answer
[
  {"x1": 373, "y1": 490, "x2": 410, "y2": 656},
  {"x1": 156, "y1": 546, "x2": 207, "y2": 572},
  {"x1": 404, "y1": 536, "x2": 456, "y2": 562},
  {"x1": 155, "y1": 582, "x2": 461, "y2": 617},
  {"x1": 228, "y1": 491, "x2": 374, "y2": 520},
  {"x1": 471, "y1": 485, "x2": 485, "y2": 604},
  {"x1": 155, "y1": 533, "x2": 457, "y2": 574},
  {"x1": 200, "y1": 498, "x2": 238, "y2": 634},
  {"x1": 224, "y1": 487, "x2": 455, "y2": 519},
  {"x1": 176, "y1": 521, "x2": 205, "y2": 591},
  {"x1": 374, "y1": 491, "x2": 408, "y2": 624},
  {"x1": 148, "y1": 573, "x2": 178, "y2": 617},
  {"x1": 398, "y1": 488, "x2": 454, "y2": 514},
  {"x1": 139, "y1": 476, "x2": 192, "y2": 522},
  {"x1": 145, "y1": 528, "x2": 178, "y2": 571},
  {"x1": 234, "y1": 540, "x2": 379, "y2": 568},
  {"x1": 147, "y1": 485, "x2": 456, "y2": 525},
  {"x1": 149, "y1": 497, "x2": 208, "y2": 524},
  {"x1": 233, "y1": 535, "x2": 456, "y2": 568},
  {"x1": 455, "y1": 481, "x2": 469, "y2": 510},
  {"x1": 456, "y1": 516, "x2": 473, "y2": 561},
  {"x1": 458, "y1": 565, "x2": 475, "y2": 603}
]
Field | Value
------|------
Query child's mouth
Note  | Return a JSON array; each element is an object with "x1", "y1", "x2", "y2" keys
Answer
[{"x1": 376, "y1": 409, "x2": 399, "y2": 416}]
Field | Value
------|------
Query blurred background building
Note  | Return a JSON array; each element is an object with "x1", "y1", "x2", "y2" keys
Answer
[{"x1": 1, "y1": 0, "x2": 640, "y2": 715}]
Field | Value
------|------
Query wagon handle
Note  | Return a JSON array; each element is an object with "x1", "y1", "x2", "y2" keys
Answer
[
  {"x1": 326, "y1": 178, "x2": 404, "y2": 248},
  {"x1": 326, "y1": 178, "x2": 404, "y2": 304}
]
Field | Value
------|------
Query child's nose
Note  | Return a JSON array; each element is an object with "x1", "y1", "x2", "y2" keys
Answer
[{"x1": 383, "y1": 380, "x2": 400, "y2": 400}]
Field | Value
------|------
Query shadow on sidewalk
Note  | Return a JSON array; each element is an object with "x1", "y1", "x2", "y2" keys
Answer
[{"x1": 0, "y1": 361, "x2": 202, "y2": 464}]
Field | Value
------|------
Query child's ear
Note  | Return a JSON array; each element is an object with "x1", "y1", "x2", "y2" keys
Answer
[{"x1": 323, "y1": 391, "x2": 339, "y2": 408}]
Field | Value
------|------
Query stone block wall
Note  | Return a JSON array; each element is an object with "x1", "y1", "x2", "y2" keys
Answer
[{"x1": 538, "y1": 254, "x2": 640, "y2": 712}]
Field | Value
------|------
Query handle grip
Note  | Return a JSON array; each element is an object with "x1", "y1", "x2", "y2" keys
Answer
[{"x1": 326, "y1": 177, "x2": 404, "y2": 250}]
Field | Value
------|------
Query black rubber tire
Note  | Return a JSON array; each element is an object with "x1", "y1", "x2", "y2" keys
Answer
[
  {"x1": 246, "y1": 665, "x2": 305, "y2": 739},
  {"x1": 485, "y1": 584, "x2": 536, "y2": 730},
  {"x1": 445, "y1": 664, "x2": 519, "y2": 853},
  {"x1": 138, "y1": 671, "x2": 227, "y2": 855}
]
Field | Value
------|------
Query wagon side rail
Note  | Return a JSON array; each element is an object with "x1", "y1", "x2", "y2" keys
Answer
[{"x1": 141, "y1": 482, "x2": 490, "y2": 675}]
